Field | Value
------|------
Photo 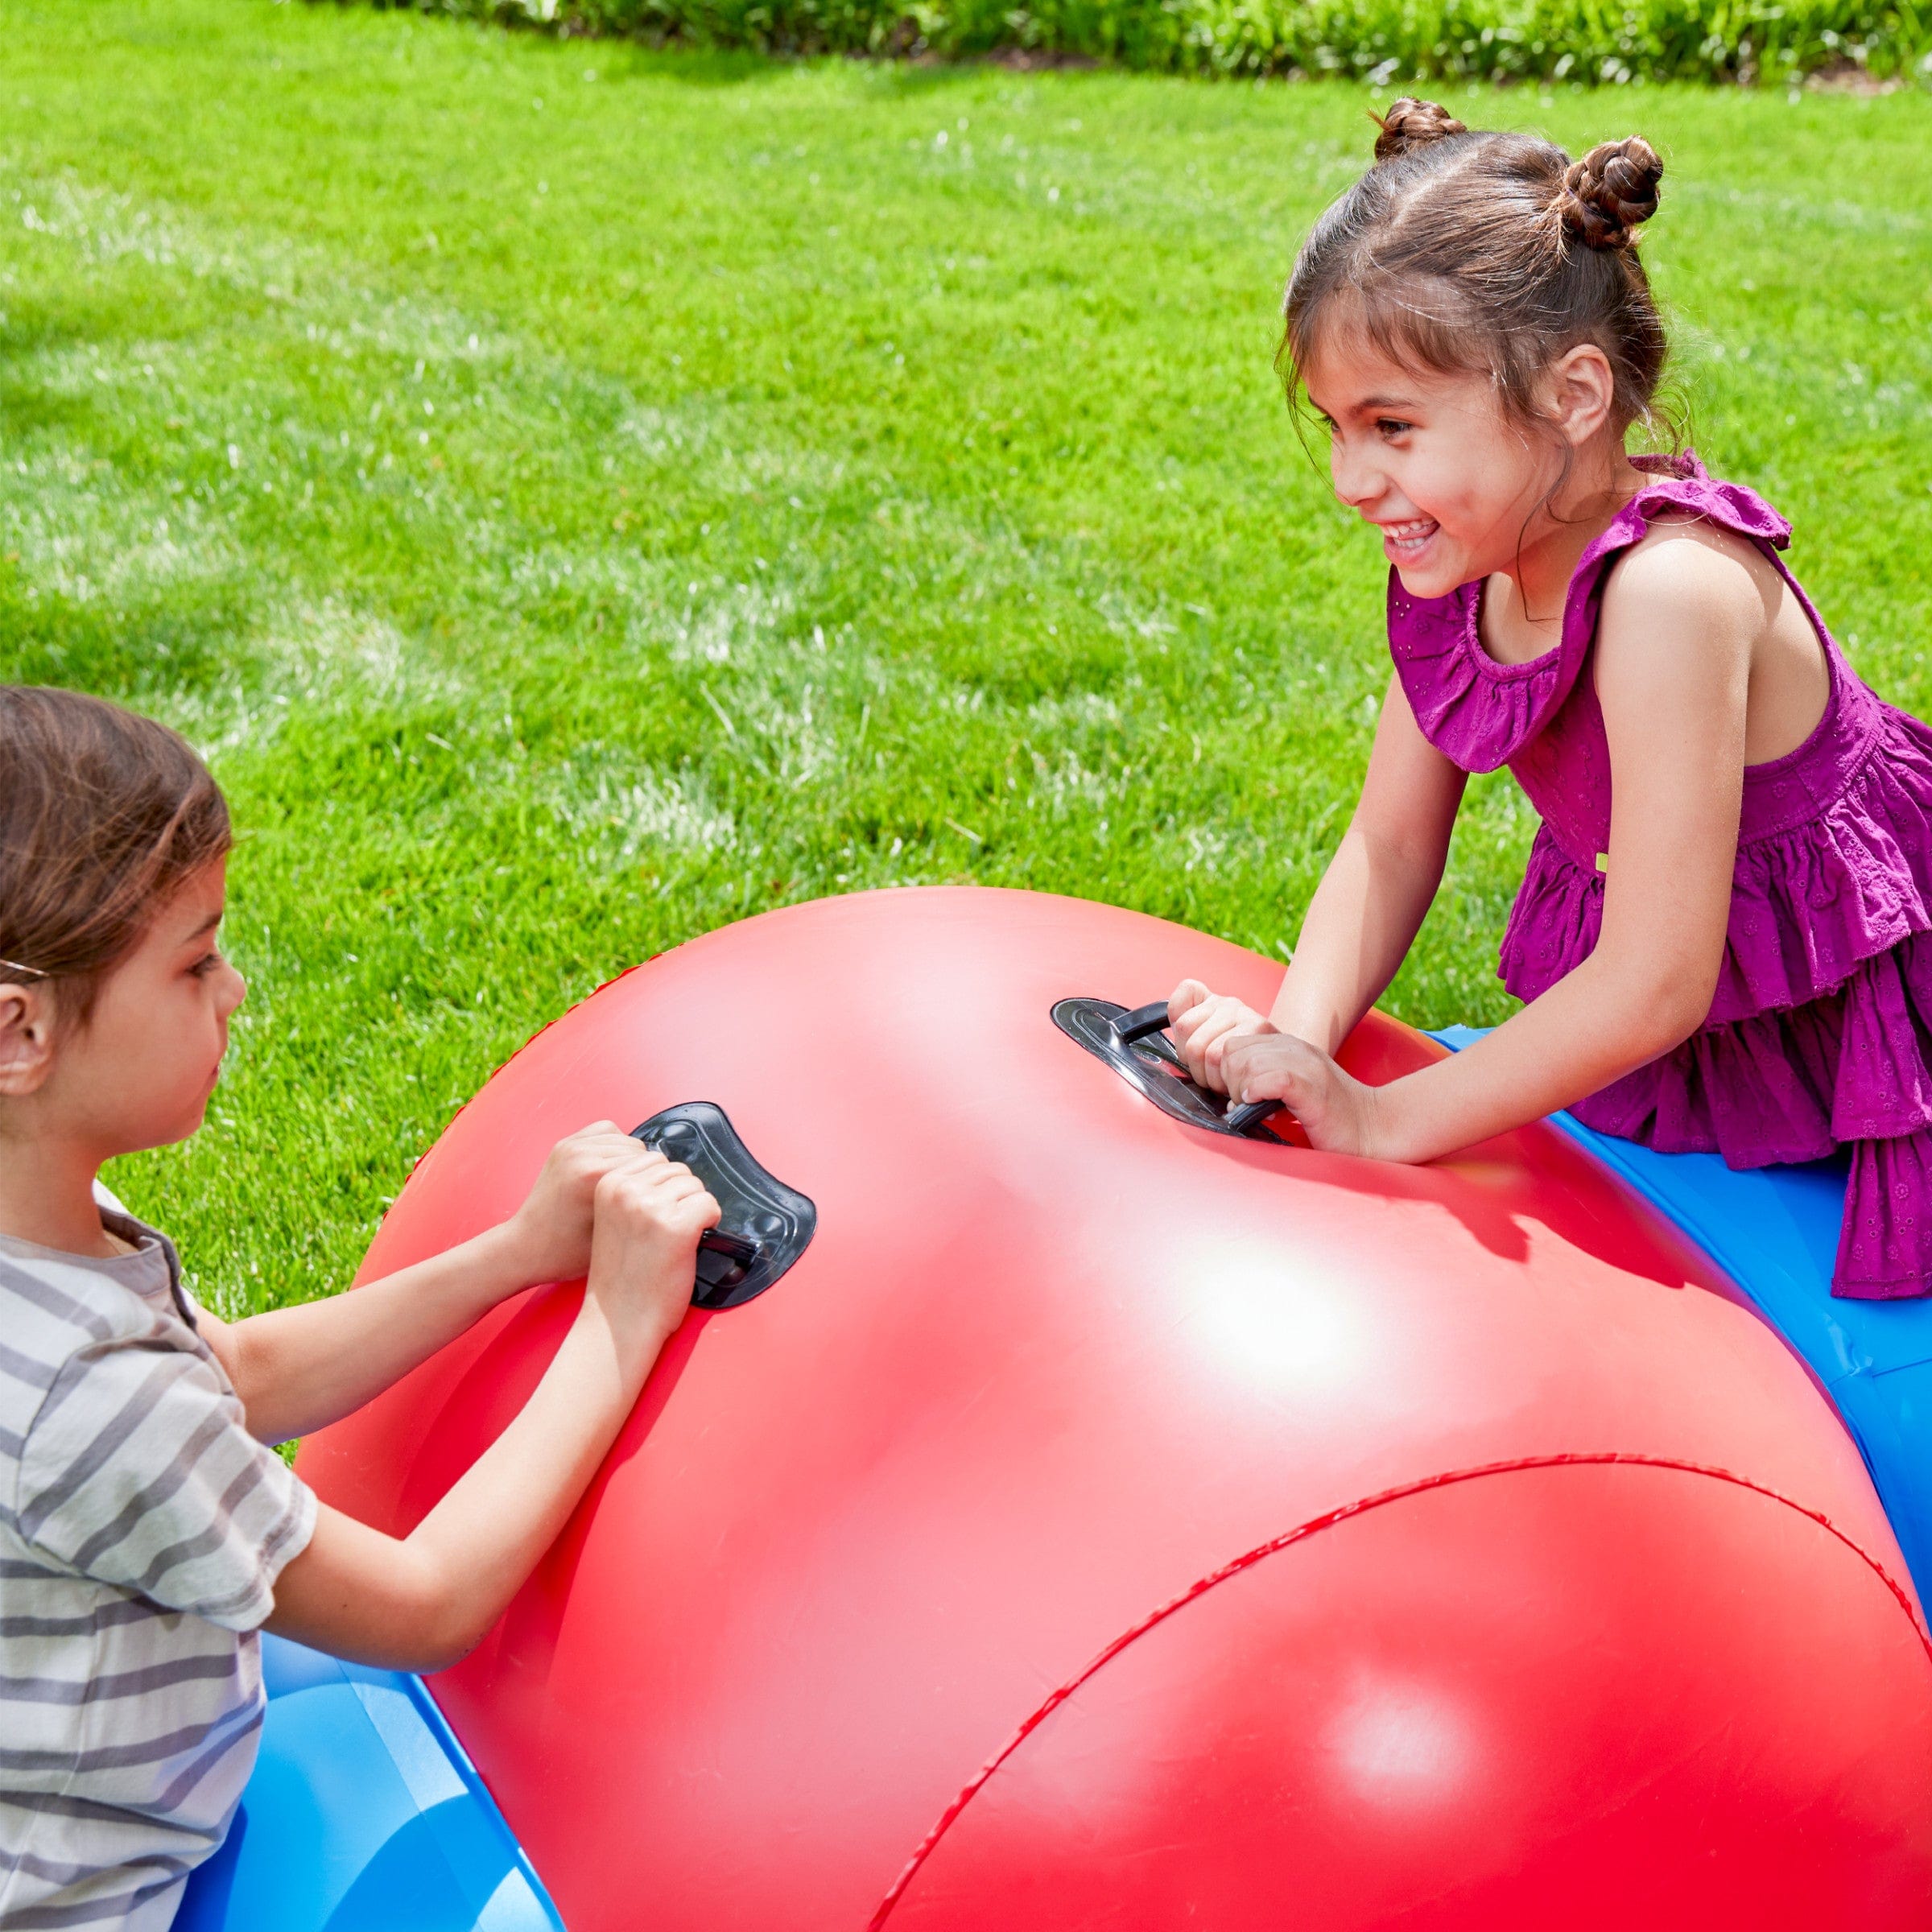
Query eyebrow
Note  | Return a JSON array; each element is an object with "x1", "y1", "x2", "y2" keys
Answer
[
  {"x1": 1303, "y1": 392, "x2": 1421, "y2": 423},
  {"x1": 178, "y1": 910, "x2": 223, "y2": 945}
]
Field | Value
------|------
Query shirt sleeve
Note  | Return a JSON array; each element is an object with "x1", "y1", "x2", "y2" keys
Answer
[{"x1": 18, "y1": 1332, "x2": 317, "y2": 1633}]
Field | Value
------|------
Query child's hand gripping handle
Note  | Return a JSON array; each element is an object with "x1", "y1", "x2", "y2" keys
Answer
[
  {"x1": 630, "y1": 1103, "x2": 818, "y2": 1312},
  {"x1": 1113, "y1": 1000, "x2": 1286, "y2": 1132}
]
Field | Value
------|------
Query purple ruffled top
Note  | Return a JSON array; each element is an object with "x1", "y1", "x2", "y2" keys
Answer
[{"x1": 1388, "y1": 453, "x2": 1932, "y2": 1298}]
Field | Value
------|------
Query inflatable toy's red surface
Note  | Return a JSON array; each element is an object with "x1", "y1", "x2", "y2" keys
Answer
[{"x1": 299, "y1": 888, "x2": 1932, "y2": 1931}]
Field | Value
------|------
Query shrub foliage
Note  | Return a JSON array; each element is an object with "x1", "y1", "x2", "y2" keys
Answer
[{"x1": 373, "y1": 0, "x2": 1932, "y2": 83}]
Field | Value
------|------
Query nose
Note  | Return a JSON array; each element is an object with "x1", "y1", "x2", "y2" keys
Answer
[
  {"x1": 221, "y1": 964, "x2": 247, "y2": 1018},
  {"x1": 1329, "y1": 433, "x2": 1384, "y2": 513}
]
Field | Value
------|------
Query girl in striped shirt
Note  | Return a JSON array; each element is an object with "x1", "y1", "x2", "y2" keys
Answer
[{"x1": 0, "y1": 686, "x2": 717, "y2": 1930}]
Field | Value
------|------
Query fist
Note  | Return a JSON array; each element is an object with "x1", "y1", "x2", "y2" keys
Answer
[
  {"x1": 1221, "y1": 1031, "x2": 1385, "y2": 1158},
  {"x1": 506, "y1": 1121, "x2": 669, "y2": 1288},
  {"x1": 585, "y1": 1152, "x2": 720, "y2": 1348},
  {"x1": 1166, "y1": 980, "x2": 1274, "y2": 1093}
]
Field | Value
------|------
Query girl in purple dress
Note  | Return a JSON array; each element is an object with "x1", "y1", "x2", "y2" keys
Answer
[{"x1": 1169, "y1": 97, "x2": 1932, "y2": 1299}]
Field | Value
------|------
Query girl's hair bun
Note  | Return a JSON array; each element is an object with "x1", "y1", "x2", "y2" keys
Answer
[
  {"x1": 1558, "y1": 137, "x2": 1663, "y2": 251},
  {"x1": 1372, "y1": 97, "x2": 1468, "y2": 164}
]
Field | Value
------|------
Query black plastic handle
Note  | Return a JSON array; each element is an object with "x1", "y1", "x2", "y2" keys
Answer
[
  {"x1": 630, "y1": 1103, "x2": 817, "y2": 1311},
  {"x1": 1113, "y1": 1001, "x2": 1176, "y2": 1045},
  {"x1": 1117, "y1": 1002, "x2": 1286, "y2": 1138},
  {"x1": 1051, "y1": 997, "x2": 1287, "y2": 1146},
  {"x1": 1222, "y1": 1098, "x2": 1283, "y2": 1136},
  {"x1": 697, "y1": 1228, "x2": 762, "y2": 1278}
]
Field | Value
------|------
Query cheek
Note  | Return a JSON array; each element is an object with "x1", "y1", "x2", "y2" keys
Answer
[
  {"x1": 169, "y1": 987, "x2": 226, "y2": 1067},
  {"x1": 1459, "y1": 432, "x2": 1550, "y2": 510},
  {"x1": 1389, "y1": 451, "x2": 1457, "y2": 521},
  {"x1": 1421, "y1": 451, "x2": 1516, "y2": 535}
]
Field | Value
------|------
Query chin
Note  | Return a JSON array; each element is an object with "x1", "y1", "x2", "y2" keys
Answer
[
  {"x1": 157, "y1": 1101, "x2": 211, "y2": 1147},
  {"x1": 1393, "y1": 560, "x2": 1455, "y2": 599},
  {"x1": 1394, "y1": 551, "x2": 1484, "y2": 601}
]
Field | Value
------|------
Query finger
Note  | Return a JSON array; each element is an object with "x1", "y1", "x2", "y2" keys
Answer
[
  {"x1": 562, "y1": 1133, "x2": 647, "y2": 1179},
  {"x1": 652, "y1": 1171, "x2": 712, "y2": 1208},
  {"x1": 1167, "y1": 979, "x2": 1212, "y2": 1026},
  {"x1": 1170, "y1": 993, "x2": 1226, "y2": 1057},
  {"x1": 1222, "y1": 1036, "x2": 1303, "y2": 1104},
  {"x1": 595, "y1": 1162, "x2": 663, "y2": 1211},
  {"x1": 663, "y1": 1191, "x2": 720, "y2": 1239},
  {"x1": 576, "y1": 1137, "x2": 657, "y2": 1179},
  {"x1": 1228, "y1": 1061, "x2": 1285, "y2": 1106},
  {"x1": 1183, "y1": 1005, "x2": 1242, "y2": 1081},
  {"x1": 1194, "y1": 1005, "x2": 1244, "y2": 1051},
  {"x1": 627, "y1": 1160, "x2": 696, "y2": 1200},
  {"x1": 601, "y1": 1144, "x2": 668, "y2": 1181},
  {"x1": 1200, "y1": 1020, "x2": 1244, "y2": 1082}
]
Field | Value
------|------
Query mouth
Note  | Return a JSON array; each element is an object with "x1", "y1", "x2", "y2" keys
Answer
[{"x1": 1377, "y1": 516, "x2": 1439, "y2": 559}]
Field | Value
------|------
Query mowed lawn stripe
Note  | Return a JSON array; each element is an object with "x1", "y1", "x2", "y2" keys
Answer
[{"x1": 1, "y1": 0, "x2": 1927, "y2": 1310}]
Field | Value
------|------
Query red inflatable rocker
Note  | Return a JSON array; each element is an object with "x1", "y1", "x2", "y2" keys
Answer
[{"x1": 300, "y1": 886, "x2": 1932, "y2": 1931}]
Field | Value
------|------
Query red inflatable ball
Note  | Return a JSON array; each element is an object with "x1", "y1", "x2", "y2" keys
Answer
[{"x1": 299, "y1": 886, "x2": 1932, "y2": 1932}]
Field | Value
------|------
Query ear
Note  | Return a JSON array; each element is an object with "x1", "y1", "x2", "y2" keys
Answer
[
  {"x1": 1546, "y1": 343, "x2": 1618, "y2": 448},
  {"x1": 0, "y1": 983, "x2": 58, "y2": 1096}
]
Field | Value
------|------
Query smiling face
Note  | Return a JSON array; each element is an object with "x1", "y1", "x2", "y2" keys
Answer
[
  {"x1": 36, "y1": 857, "x2": 247, "y2": 1160},
  {"x1": 1301, "y1": 327, "x2": 1577, "y2": 601}
]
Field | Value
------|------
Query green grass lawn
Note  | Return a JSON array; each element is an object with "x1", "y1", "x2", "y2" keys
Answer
[{"x1": 3, "y1": 0, "x2": 1930, "y2": 1314}]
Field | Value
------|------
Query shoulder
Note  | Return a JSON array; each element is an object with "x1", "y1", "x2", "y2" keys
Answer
[
  {"x1": 1599, "y1": 514, "x2": 1775, "y2": 645},
  {"x1": 18, "y1": 1307, "x2": 233, "y2": 1505},
  {"x1": 0, "y1": 1245, "x2": 167, "y2": 1444}
]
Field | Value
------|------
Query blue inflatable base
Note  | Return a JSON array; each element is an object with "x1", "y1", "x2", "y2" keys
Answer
[
  {"x1": 175, "y1": 1635, "x2": 564, "y2": 1932},
  {"x1": 1434, "y1": 1026, "x2": 1932, "y2": 1607}
]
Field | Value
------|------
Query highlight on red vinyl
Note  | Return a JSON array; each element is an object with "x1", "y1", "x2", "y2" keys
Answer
[{"x1": 298, "y1": 886, "x2": 1932, "y2": 1932}]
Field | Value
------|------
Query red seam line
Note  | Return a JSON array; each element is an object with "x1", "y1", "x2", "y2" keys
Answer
[{"x1": 866, "y1": 1451, "x2": 1929, "y2": 1929}]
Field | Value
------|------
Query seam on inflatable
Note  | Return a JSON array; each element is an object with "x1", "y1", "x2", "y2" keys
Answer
[{"x1": 866, "y1": 1451, "x2": 1930, "y2": 1928}]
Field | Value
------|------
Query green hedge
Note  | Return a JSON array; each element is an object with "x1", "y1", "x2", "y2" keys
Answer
[{"x1": 371, "y1": 0, "x2": 1932, "y2": 82}]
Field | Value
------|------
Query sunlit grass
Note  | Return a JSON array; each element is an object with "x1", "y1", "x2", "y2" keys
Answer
[{"x1": 2, "y1": 0, "x2": 1929, "y2": 1311}]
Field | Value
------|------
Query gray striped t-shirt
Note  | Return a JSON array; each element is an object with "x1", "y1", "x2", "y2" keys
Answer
[{"x1": 0, "y1": 1212, "x2": 316, "y2": 1930}]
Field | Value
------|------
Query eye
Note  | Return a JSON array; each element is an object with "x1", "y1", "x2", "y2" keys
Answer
[
  {"x1": 188, "y1": 951, "x2": 224, "y2": 980},
  {"x1": 1375, "y1": 417, "x2": 1414, "y2": 440}
]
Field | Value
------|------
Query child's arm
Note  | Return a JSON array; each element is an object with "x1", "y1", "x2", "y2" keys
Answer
[
  {"x1": 1168, "y1": 678, "x2": 1467, "y2": 1088},
  {"x1": 265, "y1": 1152, "x2": 715, "y2": 1674},
  {"x1": 195, "y1": 1123, "x2": 654, "y2": 1447},
  {"x1": 1220, "y1": 530, "x2": 1752, "y2": 1161}
]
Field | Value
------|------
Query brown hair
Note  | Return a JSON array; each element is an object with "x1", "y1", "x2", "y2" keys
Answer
[
  {"x1": 1281, "y1": 97, "x2": 1668, "y2": 439},
  {"x1": 0, "y1": 687, "x2": 232, "y2": 1023}
]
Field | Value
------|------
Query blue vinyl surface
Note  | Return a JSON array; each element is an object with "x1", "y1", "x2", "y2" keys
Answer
[
  {"x1": 174, "y1": 1634, "x2": 564, "y2": 1932},
  {"x1": 1434, "y1": 1026, "x2": 1932, "y2": 1603}
]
